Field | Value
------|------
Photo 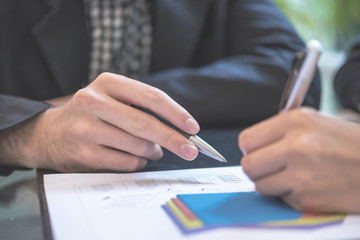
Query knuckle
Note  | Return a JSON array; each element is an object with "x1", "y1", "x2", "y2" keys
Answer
[
  {"x1": 287, "y1": 108, "x2": 316, "y2": 129},
  {"x1": 144, "y1": 86, "x2": 167, "y2": 103},
  {"x1": 136, "y1": 141, "x2": 154, "y2": 157},
  {"x1": 122, "y1": 157, "x2": 145, "y2": 172},
  {"x1": 72, "y1": 88, "x2": 88, "y2": 104},
  {"x1": 286, "y1": 110, "x2": 307, "y2": 128},
  {"x1": 162, "y1": 130, "x2": 181, "y2": 150},
  {"x1": 96, "y1": 72, "x2": 114, "y2": 82},
  {"x1": 296, "y1": 134, "x2": 312, "y2": 151},
  {"x1": 289, "y1": 137, "x2": 313, "y2": 162},
  {"x1": 131, "y1": 113, "x2": 151, "y2": 131},
  {"x1": 284, "y1": 134, "x2": 311, "y2": 161},
  {"x1": 92, "y1": 72, "x2": 121, "y2": 89},
  {"x1": 72, "y1": 88, "x2": 100, "y2": 108}
]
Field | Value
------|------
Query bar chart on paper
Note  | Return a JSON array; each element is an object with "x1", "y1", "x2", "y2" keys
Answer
[
  {"x1": 43, "y1": 166, "x2": 360, "y2": 240},
  {"x1": 163, "y1": 192, "x2": 347, "y2": 234}
]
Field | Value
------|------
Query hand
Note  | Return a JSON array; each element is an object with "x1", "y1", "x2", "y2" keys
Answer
[
  {"x1": 0, "y1": 73, "x2": 200, "y2": 172},
  {"x1": 238, "y1": 107, "x2": 360, "y2": 213},
  {"x1": 45, "y1": 95, "x2": 72, "y2": 107}
]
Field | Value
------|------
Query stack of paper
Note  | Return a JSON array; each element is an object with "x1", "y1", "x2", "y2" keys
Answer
[{"x1": 163, "y1": 192, "x2": 346, "y2": 234}]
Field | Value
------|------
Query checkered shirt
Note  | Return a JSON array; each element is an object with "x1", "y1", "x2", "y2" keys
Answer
[{"x1": 84, "y1": 0, "x2": 152, "y2": 82}]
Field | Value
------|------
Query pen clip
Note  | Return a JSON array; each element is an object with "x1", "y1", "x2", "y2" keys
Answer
[
  {"x1": 278, "y1": 40, "x2": 322, "y2": 113},
  {"x1": 278, "y1": 51, "x2": 306, "y2": 112}
]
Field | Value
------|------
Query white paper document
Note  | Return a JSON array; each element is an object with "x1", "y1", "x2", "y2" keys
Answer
[{"x1": 44, "y1": 166, "x2": 360, "y2": 240}]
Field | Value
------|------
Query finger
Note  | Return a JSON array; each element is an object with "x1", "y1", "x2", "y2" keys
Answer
[
  {"x1": 241, "y1": 140, "x2": 287, "y2": 181},
  {"x1": 88, "y1": 146, "x2": 148, "y2": 172},
  {"x1": 95, "y1": 73, "x2": 200, "y2": 135},
  {"x1": 90, "y1": 119, "x2": 163, "y2": 161},
  {"x1": 238, "y1": 113, "x2": 289, "y2": 154},
  {"x1": 281, "y1": 193, "x2": 305, "y2": 212},
  {"x1": 254, "y1": 170, "x2": 291, "y2": 197},
  {"x1": 96, "y1": 96, "x2": 198, "y2": 160}
]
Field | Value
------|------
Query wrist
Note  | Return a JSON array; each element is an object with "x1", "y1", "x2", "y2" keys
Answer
[{"x1": 0, "y1": 111, "x2": 48, "y2": 169}]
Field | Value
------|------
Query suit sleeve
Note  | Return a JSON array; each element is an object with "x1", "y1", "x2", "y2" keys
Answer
[
  {"x1": 141, "y1": 0, "x2": 321, "y2": 127},
  {"x1": 334, "y1": 37, "x2": 360, "y2": 112},
  {"x1": 0, "y1": 95, "x2": 50, "y2": 175},
  {"x1": 0, "y1": 94, "x2": 50, "y2": 131}
]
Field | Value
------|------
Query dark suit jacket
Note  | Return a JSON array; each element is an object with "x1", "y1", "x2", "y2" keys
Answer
[
  {"x1": 0, "y1": 0, "x2": 321, "y2": 131},
  {"x1": 334, "y1": 37, "x2": 360, "y2": 112}
]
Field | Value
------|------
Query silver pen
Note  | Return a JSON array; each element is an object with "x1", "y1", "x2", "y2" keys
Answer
[
  {"x1": 161, "y1": 119, "x2": 227, "y2": 163},
  {"x1": 133, "y1": 105, "x2": 227, "y2": 163},
  {"x1": 178, "y1": 131, "x2": 227, "y2": 163},
  {"x1": 279, "y1": 39, "x2": 322, "y2": 112}
]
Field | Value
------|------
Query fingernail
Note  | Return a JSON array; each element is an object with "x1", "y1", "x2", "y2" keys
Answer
[
  {"x1": 186, "y1": 118, "x2": 200, "y2": 134},
  {"x1": 180, "y1": 143, "x2": 198, "y2": 160}
]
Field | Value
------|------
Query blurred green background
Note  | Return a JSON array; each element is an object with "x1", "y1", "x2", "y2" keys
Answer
[{"x1": 274, "y1": 0, "x2": 360, "y2": 114}]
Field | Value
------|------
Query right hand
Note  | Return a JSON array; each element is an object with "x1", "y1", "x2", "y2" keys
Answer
[
  {"x1": 3, "y1": 73, "x2": 200, "y2": 172},
  {"x1": 238, "y1": 108, "x2": 360, "y2": 213}
]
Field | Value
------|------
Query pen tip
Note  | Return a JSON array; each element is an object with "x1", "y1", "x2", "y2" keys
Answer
[
  {"x1": 215, "y1": 154, "x2": 227, "y2": 163},
  {"x1": 189, "y1": 135, "x2": 227, "y2": 163}
]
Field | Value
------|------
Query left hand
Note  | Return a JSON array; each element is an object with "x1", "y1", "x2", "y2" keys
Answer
[{"x1": 238, "y1": 107, "x2": 360, "y2": 213}]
